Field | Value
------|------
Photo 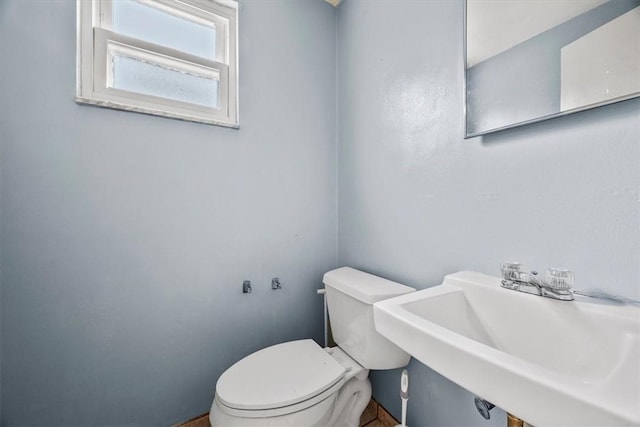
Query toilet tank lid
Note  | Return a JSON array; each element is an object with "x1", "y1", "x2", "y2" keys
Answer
[
  {"x1": 216, "y1": 339, "x2": 345, "y2": 411},
  {"x1": 323, "y1": 267, "x2": 415, "y2": 304}
]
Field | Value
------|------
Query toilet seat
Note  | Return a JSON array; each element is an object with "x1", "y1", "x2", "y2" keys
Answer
[{"x1": 215, "y1": 340, "x2": 347, "y2": 418}]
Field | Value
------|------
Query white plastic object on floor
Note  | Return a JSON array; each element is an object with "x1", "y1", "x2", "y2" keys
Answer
[{"x1": 395, "y1": 369, "x2": 409, "y2": 427}]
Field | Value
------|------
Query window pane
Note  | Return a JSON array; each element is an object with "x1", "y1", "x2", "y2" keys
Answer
[
  {"x1": 113, "y1": 1, "x2": 216, "y2": 60},
  {"x1": 112, "y1": 55, "x2": 219, "y2": 108}
]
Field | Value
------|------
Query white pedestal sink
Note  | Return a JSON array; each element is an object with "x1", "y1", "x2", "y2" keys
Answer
[{"x1": 373, "y1": 271, "x2": 640, "y2": 426}]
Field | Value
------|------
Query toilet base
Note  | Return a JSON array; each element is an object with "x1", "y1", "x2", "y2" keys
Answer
[{"x1": 327, "y1": 376, "x2": 372, "y2": 427}]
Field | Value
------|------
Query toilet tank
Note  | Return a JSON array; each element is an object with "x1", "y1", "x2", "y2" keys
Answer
[{"x1": 323, "y1": 267, "x2": 415, "y2": 370}]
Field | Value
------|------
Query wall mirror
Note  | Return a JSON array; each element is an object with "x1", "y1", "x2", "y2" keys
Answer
[{"x1": 464, "y1": 0, "x2": 640, "y2": 138}]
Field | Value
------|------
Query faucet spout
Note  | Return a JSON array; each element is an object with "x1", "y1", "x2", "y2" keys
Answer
[{"x1": 527, "y1": 272, "x2": 544, "y2": 295}]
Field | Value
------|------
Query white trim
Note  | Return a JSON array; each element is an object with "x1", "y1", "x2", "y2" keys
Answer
[
  {"x1": 99, "y1": 0, "x2": 113, "y2": 29},
  {"x1": 229, "y1": 0, "x2": 238, "y2": 125},
  {"x1": 75, "y1": 96, "x2": 240, "y2": 128},
  {"x1": 76, "y1": 0, "x2": 96, "y2": 99},
  {"x1": 105, "y1": 42, "x2": 222, "y2": 84},
  {"x1": 76, "y1": 0, "x2": 238, "y2": 127}
]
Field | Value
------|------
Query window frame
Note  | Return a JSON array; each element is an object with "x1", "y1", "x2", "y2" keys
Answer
[{"x1": 76, "y1": 0, "x2": 239, "y2": 128}]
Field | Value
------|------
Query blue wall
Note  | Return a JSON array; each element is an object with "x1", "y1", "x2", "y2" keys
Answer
[
  {"x1": 2, "y1": 0, "x2": 639, "y2": 426},
  {"x1": 337, "y1": 0, "x2": 639, "y2": 426},
  {"x1": 0, "y1": 0, "x2": 337, "y2": 425}
]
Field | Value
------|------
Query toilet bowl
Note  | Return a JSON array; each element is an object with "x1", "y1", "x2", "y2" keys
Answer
[
  {"x1": 210, "y1": 340, "x2": 370, "y2": 427},
  {"x1": 209, "y1": 267, "x2": 415, "y2": 427}
]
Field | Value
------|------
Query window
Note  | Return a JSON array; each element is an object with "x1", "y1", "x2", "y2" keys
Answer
[{"x1": 77, "y1": 0, "x2": 238, "y2": 127}]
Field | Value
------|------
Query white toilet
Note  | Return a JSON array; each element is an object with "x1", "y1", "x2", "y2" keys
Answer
[{"x1": 209, "y1": 267, "x2": 415, "y2": 427}]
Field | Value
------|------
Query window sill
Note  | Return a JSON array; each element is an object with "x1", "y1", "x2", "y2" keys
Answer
[{"x1": 75, "y1": 96, "x2": 240, "y2": 129}]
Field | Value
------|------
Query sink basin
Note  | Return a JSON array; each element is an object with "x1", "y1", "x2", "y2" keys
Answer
[{"x1": 373, "y1": 271, "x2": 640, "y2": 426}]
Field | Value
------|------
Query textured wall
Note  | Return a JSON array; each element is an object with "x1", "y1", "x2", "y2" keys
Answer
[
  {"x1": 2, "y1": 0, "x2": 639, "y2": 426},
  {"x1": 0, "y1": 0, "x2": 337, "y2": 425},
  {"x1": 337, "y1": 0, "x2": 639, "y2": 425}
]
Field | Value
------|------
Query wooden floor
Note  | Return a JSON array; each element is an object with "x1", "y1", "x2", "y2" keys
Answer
[
  {"x1": 177, "y1": 398, "x2": 399, "y2": 427},
  {"x1": 176, "y1": 413, "x2": 210, "y2": 427},
  {"x1": 360, "y1": 399, "x2": 399, "y2": 427}
]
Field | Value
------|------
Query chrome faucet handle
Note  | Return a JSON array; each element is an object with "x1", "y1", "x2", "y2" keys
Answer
[
  {"x1": 544, "y1": 268, "x2": 574, "y2": 291},
  {"x1": 501, "y1": 261, "x2": 522, "y2": 281}
]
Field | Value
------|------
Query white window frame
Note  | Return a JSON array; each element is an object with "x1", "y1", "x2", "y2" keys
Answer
[{"x1": 76, "y1": 0, "x2": 238, "y2": 128}]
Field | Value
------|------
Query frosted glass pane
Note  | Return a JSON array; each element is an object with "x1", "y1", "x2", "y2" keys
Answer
[
  {"x1": 112, "y1": 55, "x2": 219, "y2": 108},
  {"x1": 113, "y1": 1, "x2": 216, "y2": 60}
]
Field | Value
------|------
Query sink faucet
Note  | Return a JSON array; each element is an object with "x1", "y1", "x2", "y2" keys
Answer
[{"x1": 500, "y1": 262, "x2": 574, "y2": 301}]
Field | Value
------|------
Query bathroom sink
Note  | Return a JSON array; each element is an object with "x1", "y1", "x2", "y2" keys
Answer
[{"x1": 373, "y1": 271, "x2": 640, "y2": 426}]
